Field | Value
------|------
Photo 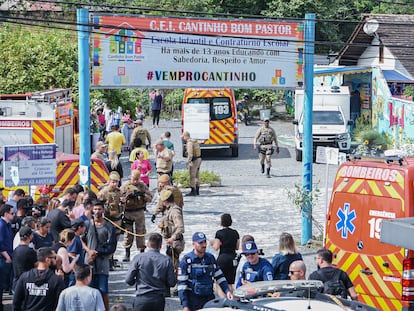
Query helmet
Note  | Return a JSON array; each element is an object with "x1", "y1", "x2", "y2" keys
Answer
[{"x1": 243, "y1": 93, "x2": 250, "y2": 100}]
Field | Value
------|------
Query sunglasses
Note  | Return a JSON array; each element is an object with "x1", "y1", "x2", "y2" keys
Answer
[{"x1": 289, "y1": 270, "x2": 300, "y2": 275}]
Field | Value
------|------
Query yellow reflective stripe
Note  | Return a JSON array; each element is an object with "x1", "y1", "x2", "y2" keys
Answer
[
  {"x1": 348, "y1": 179, "x2": 364, "y2": 193},
  {"x1": 367, "y1": 180, "x2": 382, "y2": 196}
]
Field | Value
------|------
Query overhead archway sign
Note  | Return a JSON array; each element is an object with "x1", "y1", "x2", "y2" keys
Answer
[{"x1": 91, "y1": 15, "x2": 304, "y2": 89}]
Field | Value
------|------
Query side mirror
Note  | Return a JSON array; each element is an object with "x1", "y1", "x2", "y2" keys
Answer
[
  {"x1": 347, "y1": 120, "x2": 354, "y2": 126},
  {"x1": 292, "y1": 119, "x2": 299, "y2": 125}
]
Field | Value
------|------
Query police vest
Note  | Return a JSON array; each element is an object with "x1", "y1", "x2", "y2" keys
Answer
[
  {"x1": 190, "y1": 139, "x2": 201, "y2": 158},
  {"x1": 258, "y1": 128, "x2": 274, "y2": 144},
  {"x1": 184, "y1": 253, "x2": 216, "y2": 296},
  {"x1": 122, "y1": 182, "x2": 147, "y2": 211},
  {"x1": 163, "y1": 205, "x2": 183, "y2": 239},
  {"x1": 101, "y1": 187, "x2": 123, "y2": 220},
  {"x1": 133, "y1": 127, "x2": 148, "y2": 143}
]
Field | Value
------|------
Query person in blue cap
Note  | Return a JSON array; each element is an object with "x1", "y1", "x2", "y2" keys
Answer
[
  {"x1": 236, "y1": 240, "x2": 274, "y2": 288},
  {"x1": 177, "y1": 231, "x2": 233, "y2": 311}
]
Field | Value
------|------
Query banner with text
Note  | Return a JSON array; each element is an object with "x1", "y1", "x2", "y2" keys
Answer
[{"x1": 91, "y1": 15, "x2": 304, "y2": 88}]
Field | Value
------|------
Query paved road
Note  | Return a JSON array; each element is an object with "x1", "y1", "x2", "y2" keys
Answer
[
  {"x1": 106, "y1": 116, "x2": 339, "y2": 310},
  {"x1": 3, "y1": 116, "x2": 340, "y2": 311}
]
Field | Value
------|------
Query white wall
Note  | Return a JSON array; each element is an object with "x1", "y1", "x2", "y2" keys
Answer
[{"x1": 357, "y1": 37, "x2": 396, "y2": 69}]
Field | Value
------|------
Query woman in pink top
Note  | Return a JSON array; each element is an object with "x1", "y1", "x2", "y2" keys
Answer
[{"x1": 131, "y1": 150, "x2": 152, "y2": 186}]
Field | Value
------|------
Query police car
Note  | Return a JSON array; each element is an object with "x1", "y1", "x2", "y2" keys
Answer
[{"x1": 201, "y1": 280, "x2": 380, "y2": 311}]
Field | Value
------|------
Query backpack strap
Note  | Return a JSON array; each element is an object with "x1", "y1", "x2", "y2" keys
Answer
[{"x1": 316, "y1": 268, "x2": 328, "y2": 282}]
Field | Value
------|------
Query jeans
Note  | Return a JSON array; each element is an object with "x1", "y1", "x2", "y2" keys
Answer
[
  {"x1": 0, "y1": 257, "x2": 12, "y2": 308},
  {"x1": 133, "y1": 293, "x2": 165, "y2": 311}
]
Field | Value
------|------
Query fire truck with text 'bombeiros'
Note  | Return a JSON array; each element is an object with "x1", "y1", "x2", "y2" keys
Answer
[
  {"x1": 0, "y1": 88, "x2": 79, "y2": 154},
  {"x1": 0, "y1": 89, "x2": 109, "y2": 198}
]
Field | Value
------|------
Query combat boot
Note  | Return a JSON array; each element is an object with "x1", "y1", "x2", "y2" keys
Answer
[
  {"x1": 122, "y1": 248, "x2": 130, "y2": 262},
  {"x1": 196, "y1": 186, "x2": 200, "y2": 195},
  {"x1": 266, "y1": 168, "x2": 271, "y2": 178},
  {"x1": 185, "y1": 187, "x2": 196, "y2": 196},
  {"x1": 261, "y1": 164, "x2": 265, "y2": 174}
]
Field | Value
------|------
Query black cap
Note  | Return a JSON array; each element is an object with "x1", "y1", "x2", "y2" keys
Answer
[{"x1": 71, "y1": 218, "x2": 85, "y2": 230}]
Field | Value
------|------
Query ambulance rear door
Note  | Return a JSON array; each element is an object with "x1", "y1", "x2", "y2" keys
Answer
[
  {"x1": 325, "y1": 163, "x2": 405, "y2": 311},
  {"x1": 183, "y1": 100, "x2": 210, "y2": 141}
]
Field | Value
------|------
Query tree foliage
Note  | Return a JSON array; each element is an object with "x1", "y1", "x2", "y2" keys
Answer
[
  {"x1": 0, "y1": 0, "x2": 413, "y2": 109},
  {"x1": 0, "y1": 25, "x2": 78, "y2": 94}
]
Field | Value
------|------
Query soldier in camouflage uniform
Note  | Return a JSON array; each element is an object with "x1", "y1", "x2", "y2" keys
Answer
[
  {"x1": 98, "y1": 171, "x2": 124, "y2": 269},
  {"x1": 182, "y1": 131, "x2": 202, "y2": 196},
  {"x1": 253, "y1": 118, "x2": 280, "y2": 178},
  {"x1": 151, "y1": 174, "x2": 183, "y2": 224},
  {"x1": 158, "y1": 189, "x2": 184, "y2": 273},
  {"x1": 130, "y1": 119, "x2": 151, "y2": 150},
  {"x1": 120, "y1": 169, "x2": 152, "y2": 262}
]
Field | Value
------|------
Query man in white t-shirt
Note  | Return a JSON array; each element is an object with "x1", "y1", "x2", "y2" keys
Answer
[{"x1": 56, "y1": 264, "x2": 105, "y2": 311}]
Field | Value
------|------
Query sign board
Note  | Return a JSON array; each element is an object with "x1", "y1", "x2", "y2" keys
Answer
[
  {"x1": 79, "y1": 165, "x2": 89, "y2": 186},
  {"x1": 183, "y1": 104, "x2": 210, "y2": 140},
  {"x1": 316, "y1": 146, "x2": 339, "y2": 165},
  {"x1": 3, "y1": 144, "x2": 56, "y2": 187},
  {"x1": 91, "y1": 15, "x2": 304, "y2": 88}
]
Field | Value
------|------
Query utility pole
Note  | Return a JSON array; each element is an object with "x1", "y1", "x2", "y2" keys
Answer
[{"x1": 302, "y1": 13, "x2": 315, "y2": 245}]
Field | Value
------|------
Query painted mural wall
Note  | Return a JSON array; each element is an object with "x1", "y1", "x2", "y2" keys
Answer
[{"x1": 372, "y1": 67, "x2": 414, "y2": 147}]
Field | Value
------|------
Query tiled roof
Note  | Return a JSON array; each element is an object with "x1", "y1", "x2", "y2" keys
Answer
[{"x1": 337, "y1": 14, "x2": 414, "y2": 77}]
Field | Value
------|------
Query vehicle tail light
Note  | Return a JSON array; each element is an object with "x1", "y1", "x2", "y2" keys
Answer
[{"x1": 402, "y1": 258, "x2": 414, "y2": 301}]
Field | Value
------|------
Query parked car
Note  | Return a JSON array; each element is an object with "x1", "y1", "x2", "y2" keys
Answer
[{"x1": 202, "y1": 280, "x2": 380, "y2": 311}]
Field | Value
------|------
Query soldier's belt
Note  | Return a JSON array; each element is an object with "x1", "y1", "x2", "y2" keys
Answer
[
  {"x1": 260, "y1": 142, "x2": 272, "y2": 145},
  {"x1": 191, "y1": 156, "x2": 201, "y2": 161}
]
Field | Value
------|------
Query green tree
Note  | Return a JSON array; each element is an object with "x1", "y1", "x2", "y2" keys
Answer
[{"x1": 0, "y1": 25, "x2": 78, "y2": 94}]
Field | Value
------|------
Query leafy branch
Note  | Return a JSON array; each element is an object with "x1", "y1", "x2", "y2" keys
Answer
[{"x1": 286, "y1": 183, "x2": 324, "y2": 235}]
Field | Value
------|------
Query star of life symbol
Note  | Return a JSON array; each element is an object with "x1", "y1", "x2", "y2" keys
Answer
[{"x1": 336, "y1": 202, "x2": 356, "y2": 239}]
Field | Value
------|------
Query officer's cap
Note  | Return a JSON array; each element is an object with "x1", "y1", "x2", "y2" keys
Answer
[
  {"x1": 155, "y1": 139, "x2": 164, "y2": 146},
  {"x1": 242, "y1": 241, "x2": 258, "y2": 254},
  {"x1": 158, "y1": 174, "x2": 170, "y2": 183},
  {"x1": 109, "y1": 171, "x2": 120, "y2": 181},
  {"x1": 160, "y1": 189, "x2": 173, "y2": 201},
  {"x1": 182, "y1": 131, "x2": 190, "y2": 138},
  {"x1": 131, "y1": 169, "x2": 141, "y2": 180},
  {"x1": 192, "y1": 232, "x2": 207, "y2": 243}
]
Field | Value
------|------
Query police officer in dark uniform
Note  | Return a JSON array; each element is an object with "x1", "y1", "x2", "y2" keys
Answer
[
  {"x1": 253, "y1": 118, "x2": 279, "y2": 178},
  {"x1": 120, "y1": 169, "x2": 152, "y2": 262},
  {"x1": 177, "y1": 232, "x2": 233, "y2": 311}
]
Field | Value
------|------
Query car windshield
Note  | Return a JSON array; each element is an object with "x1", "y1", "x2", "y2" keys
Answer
[{"x1": 312, "y1": 111, "x2": 344, "y2": 125}]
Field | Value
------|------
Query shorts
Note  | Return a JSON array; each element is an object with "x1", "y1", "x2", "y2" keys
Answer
[{"x1": 91, "y1": 274, "x2": 109, "y2": 294}]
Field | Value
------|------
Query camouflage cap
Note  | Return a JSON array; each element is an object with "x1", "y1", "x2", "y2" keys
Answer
[
  {"x1": 182, "y1": 131, "x2": 190, "y2": 137},
  {"x1": 109, "y1": 171, "x2": 120, "y2": 181},
  {"x1": 159, "y1": 189, "x2": 173, "y2": 201},
  {"x1": 155, "y1": 139, "x2": 164, "y2": 146},
  {"x1": 158, "y1": 174, "x2": 170, "y2": 183},
  {"x1": 131, "y1": 169, "x2": 141, "y2": 180}
]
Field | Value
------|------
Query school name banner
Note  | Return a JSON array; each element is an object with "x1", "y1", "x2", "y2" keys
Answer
[{"x1": 91, "y1": 15, "x2": 304, "y2": 88}]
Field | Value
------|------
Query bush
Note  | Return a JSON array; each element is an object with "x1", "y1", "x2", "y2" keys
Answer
[
  {"x1": 173, "y1": 170, "x2": 221, "y2": 188},
  {"x1": 353, "y1": 128, "x2": 390, "y2": 156},
  {"x1": 355, "y1": 129, "x2": 389, "y2": 148}
]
